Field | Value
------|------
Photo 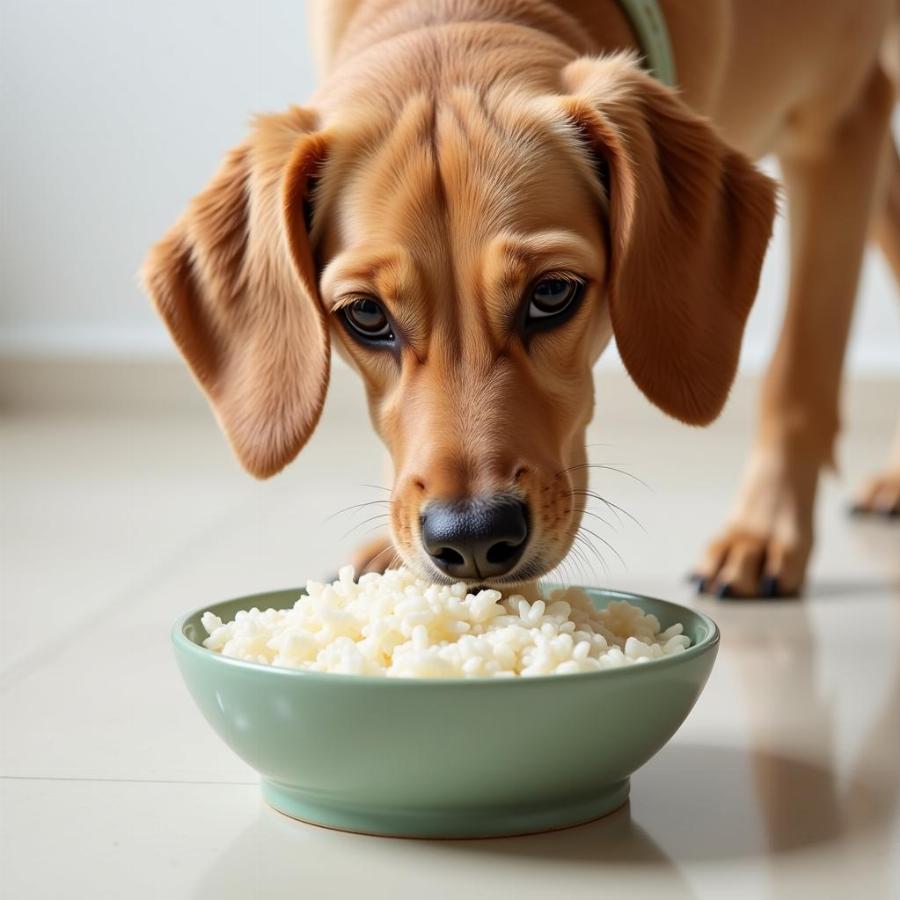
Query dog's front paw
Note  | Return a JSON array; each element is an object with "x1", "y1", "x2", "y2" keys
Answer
[
  {"x1": 850, "y1": 469, "x2": 900, "y2": 518},
  {"x1": 692, "y1": 528, "x2": 810, "y2": 599},
  {"x1": 692, "y1": 449, "x2": 818, "y2": 599}
]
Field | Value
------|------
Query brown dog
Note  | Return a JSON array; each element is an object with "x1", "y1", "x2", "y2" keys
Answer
[{"x1": 143, "y1": 0, "x2": 899, "y2": 598}]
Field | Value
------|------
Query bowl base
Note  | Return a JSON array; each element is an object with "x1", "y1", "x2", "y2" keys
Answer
[{"x1": 261, "y1": 778, "x2": 630, "y2": 839}]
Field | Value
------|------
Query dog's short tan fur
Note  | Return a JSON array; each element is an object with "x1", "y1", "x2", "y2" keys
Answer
[{"x1": 143, "y1": 0, "x2": 899, "y2": 596}]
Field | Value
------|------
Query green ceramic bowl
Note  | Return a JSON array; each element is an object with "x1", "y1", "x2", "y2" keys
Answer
[{"x1": 173, "y1": 586, "x2": 718, "y2": 838}]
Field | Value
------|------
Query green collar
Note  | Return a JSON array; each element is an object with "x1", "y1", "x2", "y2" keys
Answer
[{"x1": 614, "y1": 0, "x2": 676, "y2": 86}]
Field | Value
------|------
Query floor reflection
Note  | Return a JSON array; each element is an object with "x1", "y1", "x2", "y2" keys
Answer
[
  {"x1": 842, "y1": 526, "x2": 900, "y2": 895},
  {"x1": 726, "y1": 601, "x2": 843, "y2": 857},
  {"x1": 705, "y1": 565, "x2": 899, "y2": 893},
  {"x1": 191, "y1": 799, "x2": 694, "y2": 899},
  {"x1": 432, "y1": 800, "x2": 689, "y2": 868},
  {"x1": 634, "y1": 742, "x2": 844, "y2": 860}
]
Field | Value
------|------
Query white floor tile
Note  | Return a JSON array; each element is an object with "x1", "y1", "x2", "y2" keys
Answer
[{"x1": 1, "y1": 366, "x2": 898, "y2": 897}]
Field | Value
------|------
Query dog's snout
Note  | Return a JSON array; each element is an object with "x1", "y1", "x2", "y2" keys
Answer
[{"x1": 421, "y1": 497, "x2": 529, "y2": 580}]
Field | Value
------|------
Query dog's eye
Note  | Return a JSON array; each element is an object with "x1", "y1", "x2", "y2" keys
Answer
[
  {"x1": 525, "y1": 277, "x2": 584, "y2": 327},
  {"x1": 341, "y1": 297, "x2": 394, "y2": 344}
]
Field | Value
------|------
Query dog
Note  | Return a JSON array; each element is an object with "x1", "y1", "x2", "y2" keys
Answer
[{"x1": 142, "y1": 0, "x2": 899, "y2": 598}]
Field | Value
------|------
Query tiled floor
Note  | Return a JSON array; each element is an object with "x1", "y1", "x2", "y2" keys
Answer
[{"x1": 1, "y1": 362, "x2": 898, "y2": 899}]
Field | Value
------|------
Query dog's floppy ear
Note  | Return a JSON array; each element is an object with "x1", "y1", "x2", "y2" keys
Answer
[
  {"x1": 141, "y1": 108, "x2": 329, "y2": 477},
  {"x1": 561, "y1": 54, "x2": 777, "y2": 425}
]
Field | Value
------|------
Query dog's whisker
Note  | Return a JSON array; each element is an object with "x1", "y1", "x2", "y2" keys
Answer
[
  {"x1": 594, "y1": 496, "x2": 645, "y2": 533},
  {"x1": 541, "y1": 545, "x2": 579, "y2": 589},
  {"x1": 563, "y1": 527, "x2": 607, "y2": 578},
  {"x1": 365, "y1": 541, "x2": 398, "y2": 572},
  {"x1": 542, "y1": 556, "x2": 571, "y2": 589},
  {"x1": 555, "y1": 549, "x2": 575, "y2": 587},
  {"x1": 558, "y1": 462, "x2": 650, "y2": 490},
  {"x1": 359, "y1": 483, "x2": 394, "y2": 494},
  {"x1": 567, "y1": 490, "x2": 645, "y2": 532},
  {"x1": 566, "y1": 541, "x2": 592, "y2": 586},
  {"x1": 547, "y1": 546, "x2": 575, "y2": 588},
  {"x1": 349, "y1": 522, "x2": 394, "y2": 543},
  {"x1": 573, "y1": 532, "x2": 608, "y2": 577},
  {"x1": 571, "y1": 525, "x2": 609, "y2": 571},
  {"x1": 577, "y1": 492, "x2": 623, "y2": 528},
  {"x1": 579, "y1": 533, "x2": 609, "y2": 575},
  {"x1": 571, "y1": 507, "x2": 616, "y2": 530},
  {"x1": 577, "y1": 524, "x2": 625, "y2": 569},
  {"x1": 540, "y1": 526, "x2": 604, "y2": 588},
  {"x1": 340, "y1": 513, "x2": 390, "y2": 541},
  {"x1": 324, "y1": 498, "x2": 391, "y2": 524},
  {"x1": 570, "y1": 533, "x2": 595, "y2": 579}
]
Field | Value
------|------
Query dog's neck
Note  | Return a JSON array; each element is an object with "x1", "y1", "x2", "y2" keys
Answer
[
  {"x1": 335, "y1": 0, "x2": 599, "y2": 61},
  {"x1": 315, "y1": 0, "x2": 639, "y2": 113}
]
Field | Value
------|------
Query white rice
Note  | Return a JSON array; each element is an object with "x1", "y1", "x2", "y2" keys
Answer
[{"x1": 201, "y1": 566, "x2": 692, "y2": 678}]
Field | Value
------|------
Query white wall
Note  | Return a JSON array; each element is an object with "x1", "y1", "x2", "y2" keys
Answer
[
  {"x1": 0, "y1": 0, "x2": 318, "y2": 355},
  {"x1": 1, "y1": 0, "x2": 898, "y2": 371}
]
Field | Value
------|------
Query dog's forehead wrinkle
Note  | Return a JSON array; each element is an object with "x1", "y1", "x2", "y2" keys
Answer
[{"x1": 354, "y1": 85, "x2": 589, "y2": 228}]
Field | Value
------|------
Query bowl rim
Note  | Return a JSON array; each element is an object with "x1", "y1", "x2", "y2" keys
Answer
[{"x1": 171, "y1": 584, "x2": 720, "y2": 687}]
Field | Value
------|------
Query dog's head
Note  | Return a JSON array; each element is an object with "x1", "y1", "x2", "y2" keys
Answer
[{"x1": 143, "y1": 52, "x2": 775, "y2": 586}]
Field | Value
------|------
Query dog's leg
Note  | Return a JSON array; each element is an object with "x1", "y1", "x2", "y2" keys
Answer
[
  {"x1": 853, "y1": 419, "x2": 900, "y2": 517},
  {"x1": 695, "y1": 67, "x2": 895, "y2": 598},
  {"x1": 873, "y1": 136, "x2": 900, "y2": 278},
  {"x1": 349, "y1": 533, "x2": 399, "y2": 575},
  {"x1": 852, "y1": 135, "x2": 900, "y2": 517}
]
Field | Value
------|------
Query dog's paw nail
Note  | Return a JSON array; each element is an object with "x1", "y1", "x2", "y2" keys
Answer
[
  {"x1": 693, "y1": 576, "x2": 708, "y2": 594},
  {"x1": 759, "y1": 576, "x2": 779, "y2": 598},
  {"x1": 715, "y1": 583, "x2": 733, "y2": 599},
  {"x1": 848, "y1": 503, "x2": 867, "y2": 517}
]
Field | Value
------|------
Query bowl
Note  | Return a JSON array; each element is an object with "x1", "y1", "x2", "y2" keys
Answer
[{"x1": 173, "y1": 585, "x2": 719, "y2": 838}]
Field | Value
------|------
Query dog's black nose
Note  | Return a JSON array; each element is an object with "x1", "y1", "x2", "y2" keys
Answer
[{"x1": 421, "y1": 497, "x2": 529, "y2": 580}]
